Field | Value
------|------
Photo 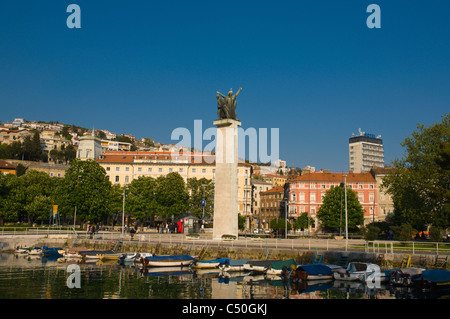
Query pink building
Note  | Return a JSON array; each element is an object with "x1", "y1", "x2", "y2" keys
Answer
[{"x1": 287, "y1": 172, "x2": 378, "y2": 229}]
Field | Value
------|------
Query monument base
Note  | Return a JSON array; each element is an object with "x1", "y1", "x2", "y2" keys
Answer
[{"x1": 212, "y1": 118, "x2": 241, "y2": 240}]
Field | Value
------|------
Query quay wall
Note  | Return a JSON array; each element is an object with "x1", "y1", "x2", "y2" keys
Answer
[{"x1": 0, "y1": 234, "x2": 448, "y2": 269}]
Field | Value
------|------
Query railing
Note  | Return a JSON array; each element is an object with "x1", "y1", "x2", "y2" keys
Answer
[
  {"x1": 2, "y1": 227, "x2": 449, "y2": 255},
  {"x1": 365, "y1": 240, "x2": 450, "y2": 255}
]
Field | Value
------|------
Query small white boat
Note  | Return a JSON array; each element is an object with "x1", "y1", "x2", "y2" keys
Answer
[
  {"x1": 243, "y1": 260, "x2": 280, "y2": 274},
  {"x1": 143, "y1": 255, "x2": 195, "y2": 267},
  {"x1": 119, "y1": 252, "x2": 153, "y2": 263},
  {"x1": 333, "y1": 262, "x2": 381, "y2": 282},
  {"x1": 219, "y1": 259, "x2": 250, "y2": 272},
  {"x1": 27, "y1": 248, "x2": 43, "y2": 256},
  {"x1": 15, "y1": 247, "x2": 30, "y2": 254},
  {"x1": 191, "y1": 258, "x2": 230, "y2": 269}
]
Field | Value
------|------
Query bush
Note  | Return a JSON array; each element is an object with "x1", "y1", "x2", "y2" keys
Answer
[
  {"x1": 429, "y1": 226, "x2": 443, "y2": 242},
  {"x1": 362, "y1": 224, "x2": 381, "y2": 241},
  {"x1": 390, "y1": 223, "x2": 416, "y2": 241}
]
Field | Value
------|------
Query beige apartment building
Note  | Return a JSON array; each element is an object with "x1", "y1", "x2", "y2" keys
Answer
[{"x1": 96, "y1": 151, "x2": 253, "y2": 222}]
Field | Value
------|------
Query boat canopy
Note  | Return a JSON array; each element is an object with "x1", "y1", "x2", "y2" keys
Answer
[
  {"x1": 270, "y1": 259, "x2": 297, "y2": 270},
  {"x1": 145, "y1": 255, "x2": 194, "y2": 261},
  {"x1": 298, "y1": 264, "x2": 333, "y2": 275}
]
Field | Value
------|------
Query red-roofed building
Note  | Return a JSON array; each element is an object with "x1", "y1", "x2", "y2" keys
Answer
[{"x1": 287, "y1": 172, "x2": 378, "y2": 230}]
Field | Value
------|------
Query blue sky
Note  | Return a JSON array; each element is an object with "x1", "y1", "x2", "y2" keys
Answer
[{"x1": 1, "y1": 1, "x2": 449, "y2": 172}]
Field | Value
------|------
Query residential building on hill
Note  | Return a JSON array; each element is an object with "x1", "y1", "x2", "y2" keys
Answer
[
  {"x1": 0, "y1": 128, "x2": 32, "y2": 145},
  {"x1": 0, "y1": 160, "x2": 16, "y2": 175}
]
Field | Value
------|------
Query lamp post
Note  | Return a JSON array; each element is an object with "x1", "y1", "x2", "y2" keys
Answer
[
  {"x1": 343, "y1": 174, "x2": 348, "y2": 251},
  {"x1": 122, "y1": 186, "x2": 128, "y2": 238}
]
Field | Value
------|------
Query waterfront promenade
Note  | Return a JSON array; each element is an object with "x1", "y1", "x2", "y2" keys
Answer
[{"x1": 1, "y1": 228, "x2": 449, "y2": 264}]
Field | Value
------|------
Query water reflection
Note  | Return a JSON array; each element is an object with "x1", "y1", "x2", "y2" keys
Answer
[{"x1": 0, "y1": 253, "x2": 448, "y2": 300}]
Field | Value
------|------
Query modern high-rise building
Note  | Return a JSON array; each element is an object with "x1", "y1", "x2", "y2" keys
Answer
[{"x1": 349, "y1": 129, "x2": 384, "y2": 173}]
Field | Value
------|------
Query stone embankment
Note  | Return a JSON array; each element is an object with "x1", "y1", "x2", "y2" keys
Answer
[{"x1": 1, "y1": 233, "x2": 448, "y2": 269}]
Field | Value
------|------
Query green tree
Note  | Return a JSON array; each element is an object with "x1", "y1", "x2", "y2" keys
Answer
[
  {"x1": 61, "y1": 159, "x2": 112, "y2": 224},
  {"x1": 126, "y1": 176, "x2": 158, "y2": 221},
  {"x1": 294, "y1": 212, "x2": 315, "y2": 230},
  {"x1": 382, "y1": 112, "x2": 450, "y2": 230},
  {"x1": 270, "y1": 218, "x2": 291, "y2": 236},
  {"x1": 7, "y1": 170, "x2": 56, "y2": 224},
  {"x1": 154, "y1": 172, "x2": 189, "y2": 222},
  {"x1": 317, "y1": 185, "x2": 365, "y2": 232},
  {"x1": 186, "y1": 177, "x2": 214, "y2": 219}
]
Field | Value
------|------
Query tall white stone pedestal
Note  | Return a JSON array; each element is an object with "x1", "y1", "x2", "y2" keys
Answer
[{"x1": 212, "y1": 119, "x2": 241, "y2": 240}]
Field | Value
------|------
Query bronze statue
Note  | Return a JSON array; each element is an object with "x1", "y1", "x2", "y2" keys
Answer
[{"x1": 217, "y1": 87, "x2": 242, "y2": 120}]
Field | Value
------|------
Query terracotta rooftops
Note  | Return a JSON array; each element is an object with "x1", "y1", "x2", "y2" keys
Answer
[
  {"x1": 96, "y1": 151, "x2": 251, "y2": 166},
  {"x1": 288, "y1": 172, "x2": 376, "y2": 183},
  {"x1": 261, "y1": 185, "x2": 285, "y2": 194},
  {"x1": 0, "y1": 160, "x2": 16, "y2": 169}
]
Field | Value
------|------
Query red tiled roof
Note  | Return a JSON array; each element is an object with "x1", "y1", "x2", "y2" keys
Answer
[
  {"x1": 96, "y1": 152, "x2": 250, "y2": 166},
  {"x1": 261, "y1": 185, "x2": 285, "y2": 194},
  {"x1": 288, "y1": 172, "x2": 375, "y2": 183},
  {"x1": 0, "y1": 160, "x2": 16, "y2": 169}
]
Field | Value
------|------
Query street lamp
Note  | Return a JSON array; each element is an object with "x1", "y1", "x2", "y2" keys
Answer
[{"x1": 122, "y1": 186, "x2": 128, "y2": 238}]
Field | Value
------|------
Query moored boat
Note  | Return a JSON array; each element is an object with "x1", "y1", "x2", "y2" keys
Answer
[
  {"x1": 42, "y1": 246, "x2": 63, "y2": 256},
  {"x1": 143, "y1": 255, "x2": 195, "y2": 267},
  {"x1": 15, "y1": 246, "x2": 30, "y2": 254},
  {"x1": 27, "y1": 247, "x2": 43, "y2": 255},
  {"x1": 119, "y1": 252, "x2": 153, "y2": 263},
  {"x1": 389, "y1": 267, "x2": 425, "y2": 287},
  {"x1": 333, "y1": 262, "x2": 381, "y2": 282},
  {"x1": 413, "y1": 269, "x2": 450, "y2": 290},
  {"x1": 219, "y1": 259, "x2": 251, "y2": 272},
  {"x1": 243, "y1": 260, "x2": 280, "y2": 274},
  {"x1": 265, "y1": 259, "x2": 297, "y2": 275},
  {"x1": 191, "y1": 258, "x2": 230, "y2": 269},
  {"x1": 79, "y1": 250, "x2": 116, "y2": 260},
  {"x1": 97, "y1": 251, "x2": 121, "y2": 261},
  {"x1": 292, "y1": 263, "x2": 334, "y2": 281}
]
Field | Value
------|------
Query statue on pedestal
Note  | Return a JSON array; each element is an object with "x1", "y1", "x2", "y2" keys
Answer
[{"x1": 216, "y1": 87, "x2": 242, "y2": 120}]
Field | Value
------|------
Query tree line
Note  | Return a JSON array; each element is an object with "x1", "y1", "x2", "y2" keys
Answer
[{"x1": 0, "y1": 159, "x2": 214, "y2": 228}]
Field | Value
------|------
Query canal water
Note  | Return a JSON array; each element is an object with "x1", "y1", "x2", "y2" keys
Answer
[{"x1": 0, "y1": 253, "x2": 448, "y2": 300}]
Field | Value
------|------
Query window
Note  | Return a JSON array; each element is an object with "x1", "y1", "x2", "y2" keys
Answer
[
  {"x1": 192, "y1": 168, "x2": 196, "y2": 173},
  {"x1": 106, "y1": 167, "x2": 110, "y2": 171},
  {"x1": 310, "y1": 193, "x2": 316, "y2": 202},
  {"x1": 148, "y1": 168, "x2": 152, "y2": 172},
  {"x1": 138, "y1": 167, "x2": 142, "y2": 172},
  {"x1": 169, "y1": 168, "x2": 173, "y2": 172},
  {"x1": 369, "y1": 184, "x2": 374, "y2": 189},
  {"x1": 358, "y1": 193, "x2": 364, "y2": 202},
  {"x1": 321, "y1": 185, "x2": 326, "y2": 189},
  {"x1": 125, "y1": 167, "x2": 130, "y2": 172},
  {"x1": 116, "y1": 167, "x2": 120, "y2": 171},
  {"x1": 359, "y1": 185, "x2": 363, "y2": 189},
  {"x1": 158, "y1": 168, "x2": 163, "y2": 173},
  {"x1": 115, "y1": 176, "x2": 119, "y2": 183},
  {"x1": 125, "y1": 176, "x2": 129, "y2": 183},
  {"x1": 179, "y1": 168, "x2": 183, "y2": 173},
  {"x1": 369, "y1": 193, "x2": 375, "y2": 202},
  {"x1": 202, "y1": 169, "x2": 206, "y2": 173},
  {"x1": 299, "y1": 192, "x2": 305, "y2": 202},
  {"x1": 291, "y1": 193, "x2": 296, "y2": 202}
]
